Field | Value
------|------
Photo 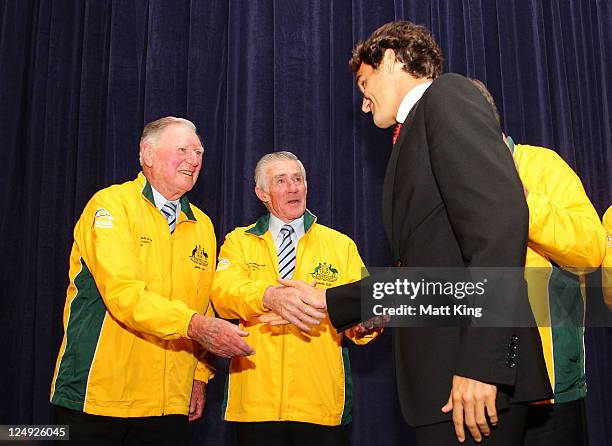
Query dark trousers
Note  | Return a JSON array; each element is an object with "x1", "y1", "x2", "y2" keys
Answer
[
  {"x1": 52, "y1": 405, "x2": 189, "y2": 446},
  {"x1": 235, "y1": 421, "x2": 349, "y2": 446},
  {"x1": 524, "y1": 398, "x2": 588, "y2": 446},
  {"x1": 415, "y1": 403, "x2": 529, "y2": 446}
]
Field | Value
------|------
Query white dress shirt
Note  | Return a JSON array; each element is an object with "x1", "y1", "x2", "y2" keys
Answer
[
  {"x1": 151, "y1": 186, "x2": 181, "y2": 216},
  {"x1": 396, "y1": 81, "x2": 433, "y2": 124},
  {"x1": 268, "y1": 213, "x2": 305, "y2": 253}
]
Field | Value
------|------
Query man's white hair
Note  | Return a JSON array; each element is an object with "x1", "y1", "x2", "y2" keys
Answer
[
  {"x1": 254, "y1": 151, "x2": 307, "y2": 192},
  {"x1": 139, "y1": 116, "x2": 198, "y2": 166}
]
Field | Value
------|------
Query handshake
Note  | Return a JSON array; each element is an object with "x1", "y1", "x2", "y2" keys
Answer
[
  {"x1": 258, "y1": 278, "x2": 389, "y2": 337},
  {"x1": 187, "y1": 278, "x2": 388, "y2": 359}
]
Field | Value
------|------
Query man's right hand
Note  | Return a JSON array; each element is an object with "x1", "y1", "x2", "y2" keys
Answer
[
  {"x1": 262, "y1": 282, "x2": 327, "y2": 332},
  {"x1": 187, "y1": 314, "x2": 255, "y2": 358}
]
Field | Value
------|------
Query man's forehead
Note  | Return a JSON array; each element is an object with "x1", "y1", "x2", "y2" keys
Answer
[
  {"x1": 268, "y1": 160, "x2": 302, "y2": 176},
  {"x1": 355, "y1": 63, "x2": 373, "y2": 83},
  {"x1": 356, "y1": 62, "x2": 374, "y2": 79},
  {"x1": 159, "y1": 124, "x2": 201, "y2": 145}
]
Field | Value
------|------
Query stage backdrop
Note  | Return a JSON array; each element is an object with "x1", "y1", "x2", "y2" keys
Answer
[{"x1": 1, "y1": 1, "x2": 610, "y2": 445}]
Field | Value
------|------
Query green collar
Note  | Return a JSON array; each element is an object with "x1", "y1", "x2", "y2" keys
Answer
[
  {"x1": 507, "y1": 135, "x2": 516, "y2": 156},
  {"x1": 246, "y1": 209, "x2": 317, "y2": 236},
  {"x1": 140, "y1": 173, "x2": 197, "y2": 221},
  {"x1": 179, "y1": 195, "x2": 196, "y2": 221}
]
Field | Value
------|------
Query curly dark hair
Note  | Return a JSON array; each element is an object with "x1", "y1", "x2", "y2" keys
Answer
[{"x1": 349, "y1": 21, "x2": 443, "y2": 79}]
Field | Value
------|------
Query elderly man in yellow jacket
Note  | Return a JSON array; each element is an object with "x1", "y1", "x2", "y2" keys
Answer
[
  {"x1": 472, "y1": 80, "x2": 606, "y2": 446},
  {"x1": 50, "y1": 117, "x2": 254, "y2": 445},
  {"x1": 211, "y1": 151, "x2": 379, "y2": 446}
]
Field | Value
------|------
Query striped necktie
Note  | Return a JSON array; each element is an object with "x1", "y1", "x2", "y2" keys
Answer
[
  {"x1": 278, "y1": 224, "x2": 296, "y2": 279},
  {"x1": 161, "y1": 201, "x2": 178, "y2": 233}
]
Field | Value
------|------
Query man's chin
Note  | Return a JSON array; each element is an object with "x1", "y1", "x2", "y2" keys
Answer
[
  {"x1": 284, "y1": 206, "x2": 306, "y2": 220},
  {"x1": 373, "y1": 118, "x2": 394, "y2": 129},
  {"x1": 180, "y1": 177, "x2": 197, "y2": 188}
]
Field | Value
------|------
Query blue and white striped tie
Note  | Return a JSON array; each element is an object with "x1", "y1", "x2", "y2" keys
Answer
[
  {"x1": 161, "y1": 201, "x2": 178, "y2": 233},
  {"x1": 278, "y1": 224, "x2": 296, "y2": 279}
]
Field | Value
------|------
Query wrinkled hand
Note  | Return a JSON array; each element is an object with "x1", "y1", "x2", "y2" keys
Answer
[
  {"x1": 441, "y1": 375, "x2": 498, "y2": 443},
  {"x1": 258, "y1": 311, "x2": 288, "y2": 325},
  {"x1": 188, "y1": 314, "x2": 255, "y2": 358},
  {"x1": 261, "y1": 279, "x2": 326, "y2": 332},
  {"x1": 352, "y1": 315, "x2": 390, "y2": 337},
  {"x1": 189, "y1": 380, "x2": 206, "y2": 422}
]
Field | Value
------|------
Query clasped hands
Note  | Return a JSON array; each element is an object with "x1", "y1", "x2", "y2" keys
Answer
[
  {"x1": 259, "y1": 278, "x2": 387, "y2": 336},
  {"x1": 260, "y1": 279, "x2": 327, "y2": 331},
  {"x1": 186, "y1": 278, "x2": 387, "y2": 358}
]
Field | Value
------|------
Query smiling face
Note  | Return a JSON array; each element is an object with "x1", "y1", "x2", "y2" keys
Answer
[
  {"x1": 141, "y1": 123, "x2": 203, "y2": 200},
  {"x1": 356, "y1": 61, "x2": 401, "y2": 129},
  {"x1": 255, "y1": 159, "x2": 307, "y2": 223}
]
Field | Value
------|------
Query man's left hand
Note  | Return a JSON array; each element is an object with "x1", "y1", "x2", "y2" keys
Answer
[
  {"x1": 189, "y1": 380, "x2": 206, "y2": 422},
  {"x1": 352, "y1": 315, "x2": 390, "y2": 337},
  {"x1": 441, "y1": 375, "x2": 498, "y2": 443}
]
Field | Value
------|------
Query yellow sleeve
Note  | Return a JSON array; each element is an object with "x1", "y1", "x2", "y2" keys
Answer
[
  {"x1": 340, "y1": 238, "x2": 381, "y2": 345},
  {"x1": 210, "y1": 230, "x2": 271, "y2": 320},
  {"x1": 519, "y1": 148, "x2": 606, "y2": 271},
  {"x1": 344, "y1": 327, "x2": 382, "y2": 345},
  {"x1": 194, "y1": 361, "x2": 215, "y2": 383},
  {"x1": 77, "y1": 190, "x2": 198, "y2": 340},
  {"x1": 193, "y1": 299, "x2": 217, "y2": 382},
  {"x1": 602, "y1": 207, "x2": 612, "y2": 308}
]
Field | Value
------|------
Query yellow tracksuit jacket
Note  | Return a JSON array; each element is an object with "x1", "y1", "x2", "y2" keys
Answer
[
  {"x1": 50, "y1": 173, "x2": 216, "y2": 417},
  {"x1": 602, "y1": 207, "x2": 612, "y2": 308},
  {"x1": 512, "y1": 140, "x2": 606, "y2": 402},
  {"x1": 211, "y1": 211, "x2": 377, "y2": 426}
]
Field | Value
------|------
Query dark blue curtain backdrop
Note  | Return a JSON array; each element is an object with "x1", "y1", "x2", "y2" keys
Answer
[{"x1": 1, "y1": 1, "x2": 610, "y2": 445}]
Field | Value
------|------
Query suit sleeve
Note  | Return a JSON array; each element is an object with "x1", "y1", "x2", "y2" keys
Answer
[
  {"x1": 210, "y1": 231, "x2": 271, "y2": 321},
  {"x1": 327, "y1": 282, "x2": 362, "y2": 330},
  {"x1": 339, "y1": 239, "x2": 381, "y2": 345},
  {"x1": 425, "y1": 75, "x2": 528, "y2": 385},
  {"x1": 518, "y1": 148, "x2": 606, "y2": 272},
  {"x1": 77, "y1": 191, "x2": 198, "y2": 340},
  {"x1": 327, "y1": 237, "x2": 368, "y2": 331}
]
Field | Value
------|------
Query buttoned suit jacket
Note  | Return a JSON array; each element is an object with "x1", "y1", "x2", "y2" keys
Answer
[{"x1": 327, "y1": 74, "x2": 552, "y2": 426}]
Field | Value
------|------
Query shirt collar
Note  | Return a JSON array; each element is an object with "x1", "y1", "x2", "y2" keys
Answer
[
  {"x1": 151, "y1": 185, "x2": 181, "y2": 214},
  {"x1": 269, "y1": 213, "x2": 305, "y2": 243},
  {"x1": 396, "y1": 81, "x2": 433, "y2": 124}
]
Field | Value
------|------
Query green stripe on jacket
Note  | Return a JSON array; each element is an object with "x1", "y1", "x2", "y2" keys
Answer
[
  {"x1": 52, "y1": 259, "x2": 106, "y2": 411},
  {"x1": 548, "y1": 267, "x2": 586, "y2": 403}
]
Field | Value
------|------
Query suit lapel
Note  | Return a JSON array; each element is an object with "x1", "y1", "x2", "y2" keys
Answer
[
  {"x1": 382, "y1": 101, "x2": 421, "y2": 258},
  {"x1": 382, "y1": 135, "x2": 401, "y2": 252}
]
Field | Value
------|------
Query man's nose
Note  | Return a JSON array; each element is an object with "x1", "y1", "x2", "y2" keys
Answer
[
  {"x1": 186, "y1": 150, "x2": 200, "y2": 165},
  {"x1": 361, "y1": 97, "x2": 371, "y2": 113},
  {"x1": 287, "y1": 180, "x2": 299, "y2": 191}
]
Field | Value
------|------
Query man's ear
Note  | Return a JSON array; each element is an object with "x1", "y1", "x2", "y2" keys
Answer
[
  {"x1": 141, "y1": 142, "x2": 154, "y2": 167},
  {"x1": 255, "y1": 185, "x2": 270, "y2": 203},
  {"x1": 383, "y1": 48, "x2": 396, "y2": 73}
]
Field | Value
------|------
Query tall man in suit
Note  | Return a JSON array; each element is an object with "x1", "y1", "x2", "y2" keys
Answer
[
  {"x1": 471, "y1": 78, "x2": 605, "y2": 446},
  {"x1": 269, "y1": 22, "x2": 552, "y2": 445}
]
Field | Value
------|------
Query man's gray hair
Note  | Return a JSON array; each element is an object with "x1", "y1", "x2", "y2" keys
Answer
[
  {"x1": 139, "y1": 116, "x2": 198, "y2": 165},
  {"x1": 141, "y1": 116, "x2": 197, "y2": 144},
  {"x1": 254, "y1": 151, "x2": 307, "y2": 191}
]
